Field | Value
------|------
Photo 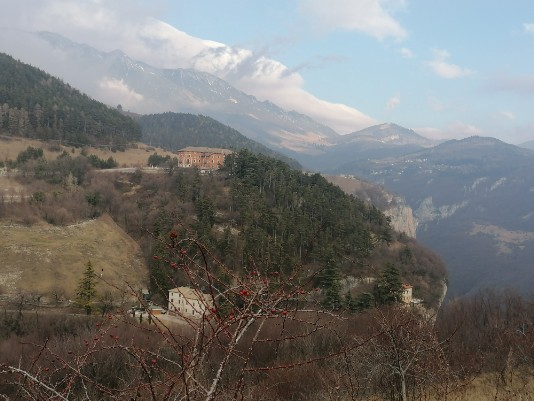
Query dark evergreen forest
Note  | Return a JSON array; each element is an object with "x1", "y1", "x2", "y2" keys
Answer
[
  {"x1": 0, "y1": 53, "x2": 141, "y2": 147},
  {"x1": 138, "y1": 112, "x2": 300, "y2": 167}
]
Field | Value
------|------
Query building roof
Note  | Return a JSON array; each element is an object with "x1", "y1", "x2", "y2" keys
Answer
[
  {"x1": 169, "y1": 286, "x2": 211, "y2": 301},
  {"x1": 402, "y1": 284, "x2": 413, "y2": 289},
  {"x1": 177, "y1": 147, "x2": 233, "y2": 155}
]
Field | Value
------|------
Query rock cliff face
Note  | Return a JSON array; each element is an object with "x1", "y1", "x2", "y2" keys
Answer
[
  {"x1": 323, "y1": 175, "x2": 417, "y2": 238},
  {"x1": 383, "y1": 196, "x2": 417, "y2": 238}
]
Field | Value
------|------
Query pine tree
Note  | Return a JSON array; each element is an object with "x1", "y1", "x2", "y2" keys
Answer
[
  {"x1": 76, "y1": 261, "x2": 97, "y2": 315},
  {"x1": 344, "y1": 291, "x2": 358, "y2": 311},
  {"x1": 373, "y1": 263, "x2": 403, "y2": 306},
  {"x1": 355, "y1": 292, "x2": 374, "y2": 311},
  {"x1": 319, "y1": 255, "x2": 342, "y2": 310}
]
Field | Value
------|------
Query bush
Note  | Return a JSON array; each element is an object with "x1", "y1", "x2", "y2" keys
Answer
[{"x1": 16, "y1": 146, "x2": 43, "y2": 165}]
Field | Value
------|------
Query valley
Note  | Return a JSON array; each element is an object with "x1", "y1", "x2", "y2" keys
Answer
[{"x1": 1, "y1": 21, "x2": 533, "y2": 400}]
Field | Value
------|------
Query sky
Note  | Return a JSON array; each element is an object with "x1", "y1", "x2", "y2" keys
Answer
[{"x1": 1, "y1": 0, "x2": 534, "y2": 144}]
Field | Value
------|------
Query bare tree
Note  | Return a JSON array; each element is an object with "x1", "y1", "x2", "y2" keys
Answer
[
  {"x1": 354, "y1": 306, "x2": 455, "y2": 401},
  {"x1": 1, "y1": 230, "x2": 368, "y2": 400}
]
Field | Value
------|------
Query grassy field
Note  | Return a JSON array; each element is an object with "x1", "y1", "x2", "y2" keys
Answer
[
  {"x1": 0, "y1": 136, "x2": 173, "y2": 305},
  {"x1": 440, "y1": 370, "x2": 534, "y2": 401},
  {"x1": 0, "y1": 214, "x2": 148, "y2": 303},
  {"x1": 0, "y1": 135, "x2": 175, "y2": 167},
  {"x1": 0, "y1": 135, "x2": 176, "y2": 198}
]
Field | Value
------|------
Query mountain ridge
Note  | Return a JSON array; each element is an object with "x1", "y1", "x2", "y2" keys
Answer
[
  {"x1": 333, "y1": 135, "x2": 534, "y2": 297},
  {"x1": 1, "y1": 30, "x2": 340, "y2": 155}
]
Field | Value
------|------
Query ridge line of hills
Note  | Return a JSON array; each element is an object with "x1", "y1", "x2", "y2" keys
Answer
[{"x1": 2, "y1": 32, "x2": 534, "y2": 300}]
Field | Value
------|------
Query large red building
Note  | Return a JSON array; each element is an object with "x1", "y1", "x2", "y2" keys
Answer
[{"x1": 176, "y1": 147, "x2": 233, "y2": 170}]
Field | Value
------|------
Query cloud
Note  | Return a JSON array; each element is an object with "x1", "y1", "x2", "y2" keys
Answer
[
  {"x1": 386, "y1": 94, "x2": 400, "y2": 110},
  {"x1": 298, "y1": 0, "x2": 407, "y2": 41},
  {"x1": 416, "y1": 122, "x2": 482, "y2": 140},
  {"x1": 426, "y1": 49, "x2": 474, "y2": 79},
  {"x1": 97, "y1": 78, "x2": 144, "y2": 108},
  {"x1": 398, "y1": 47, "x2": 414, "y2": 58},
  {"x1": 415, "y1": 127, "x2": 445, "y2": 140},
  {"x1": 0, "y1": 0, "x2": 376, "y2": 134},
  {"x1": 448, "y1": 122, "x2": 483, "y2": 136},
  {"x1": 289, "y1": 54, "x2": 350, "y2": 74},
  {"x1": 524, "y1": 23, "x2": 534, "y2": 34},
  {"x1": 498, "y1": 111, "x2": 516, "y2": 121},
  {"x1": 489, "y1": 73, "x2": 534, "y2": 96}
]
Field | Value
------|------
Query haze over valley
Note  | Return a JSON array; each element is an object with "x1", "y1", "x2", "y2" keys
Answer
[{"x1": 1, "y1": 2, "x2": 534, "y2": 399}]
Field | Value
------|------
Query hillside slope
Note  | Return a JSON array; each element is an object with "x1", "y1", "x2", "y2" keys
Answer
[
  {"x1": 1, "y1": 31, "x2": 338, "y2": 155},
  {"x1": 0, "y1": 214, "x2": 147, "y2": 302},
  {"x1": 1, "y1": 136, "x2": 447, "y2": 309},
  {"x1": 0, "y1": 52, "x2": 141, "y2": 147}
]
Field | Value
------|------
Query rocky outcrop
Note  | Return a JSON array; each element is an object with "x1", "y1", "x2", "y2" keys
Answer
[
  {"x1": 415, "y1": 196, "x2": 469, "y2": 225},
  {"x1": 384, "y1": 198, "x2": 417, "y2": 238},
  {"x1": 324, "y1": 174, "x2": 417, "y2": 238}
]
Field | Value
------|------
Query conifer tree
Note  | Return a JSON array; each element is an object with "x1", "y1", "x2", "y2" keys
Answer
[
  {"x1": 355, "y1": 292, "x2": 374, "y2": 311},
  {"x1": 373, "y1": 263, "x2": 403, "y2": 306},
  {"x1": 76, "y1": 261, "x2": 97, "y2": 315},
  {"x1": 319, "y1": 255, "x2": 342, "y2": 310}
]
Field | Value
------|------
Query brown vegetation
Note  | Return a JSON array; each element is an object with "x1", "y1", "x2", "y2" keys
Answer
[
  {"x1": 0, "y1": 135, "x2": 175, "y2": 167},
  {"x1": 0, "y1": 231, "x2": 459, "y2": 401},
  {"x1": 0, "y1": 211, "x2": 531, "y2": 400},
  {"x1": 1, "y1": 141, "x2": 528, "y2": 400},
  {"x1": 0, "y1": 215, "x2": 147, "y2": 302}
]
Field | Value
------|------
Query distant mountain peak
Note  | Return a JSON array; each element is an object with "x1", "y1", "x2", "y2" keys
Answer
[{"x1": 334, "y1": 122, "x2": 436, "y2": 147}]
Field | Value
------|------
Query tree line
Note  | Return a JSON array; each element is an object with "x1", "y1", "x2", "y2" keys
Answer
[
  {"x1": 0, "y1": 53, "x2": 141, "y2": 147},
  {"x1": 1, "y1": 146, "x2": 446, "y2": 309},
  {"x1": 138, "y1": 112, "x2": 301, "y2": 168}
]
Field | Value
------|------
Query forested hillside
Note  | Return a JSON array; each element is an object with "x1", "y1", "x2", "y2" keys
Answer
[
  {"x1": 6, "y1": 143, "x2": 532, "y2": 401},
  {"x1": 2, "y1": 145, "x2": 530, "y2": 401},
  {"x1": 0, "y1": 144, "x2": 447, "y2": 309},
  {"x1": 138, "y1": 112, "x2": 300, "y2": 167},
  {"x1": 0, "y1": 53, "x2": 141, "y2": 147}
]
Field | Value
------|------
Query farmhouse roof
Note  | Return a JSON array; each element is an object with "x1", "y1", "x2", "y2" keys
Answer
[{"x1": 177, "y1": 147, "x2": 233, "y2": 154}]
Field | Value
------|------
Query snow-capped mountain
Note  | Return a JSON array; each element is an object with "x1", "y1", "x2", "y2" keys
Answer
[{"x1": 2, "y1": 30, "x2": 339, "y2": 154}]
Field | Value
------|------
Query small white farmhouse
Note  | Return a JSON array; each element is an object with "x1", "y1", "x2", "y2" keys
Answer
[
  {"x1": 168, "y1": 287, "x2": 213, "y2": 319},
  {"x1": 401, "y1": 284, "x2": 413, "y2": 304}
]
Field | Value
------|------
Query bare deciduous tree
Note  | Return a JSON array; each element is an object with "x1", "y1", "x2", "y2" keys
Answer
[{"x1": 1, "y1": 230, "x2": 369, "y2": 400}]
